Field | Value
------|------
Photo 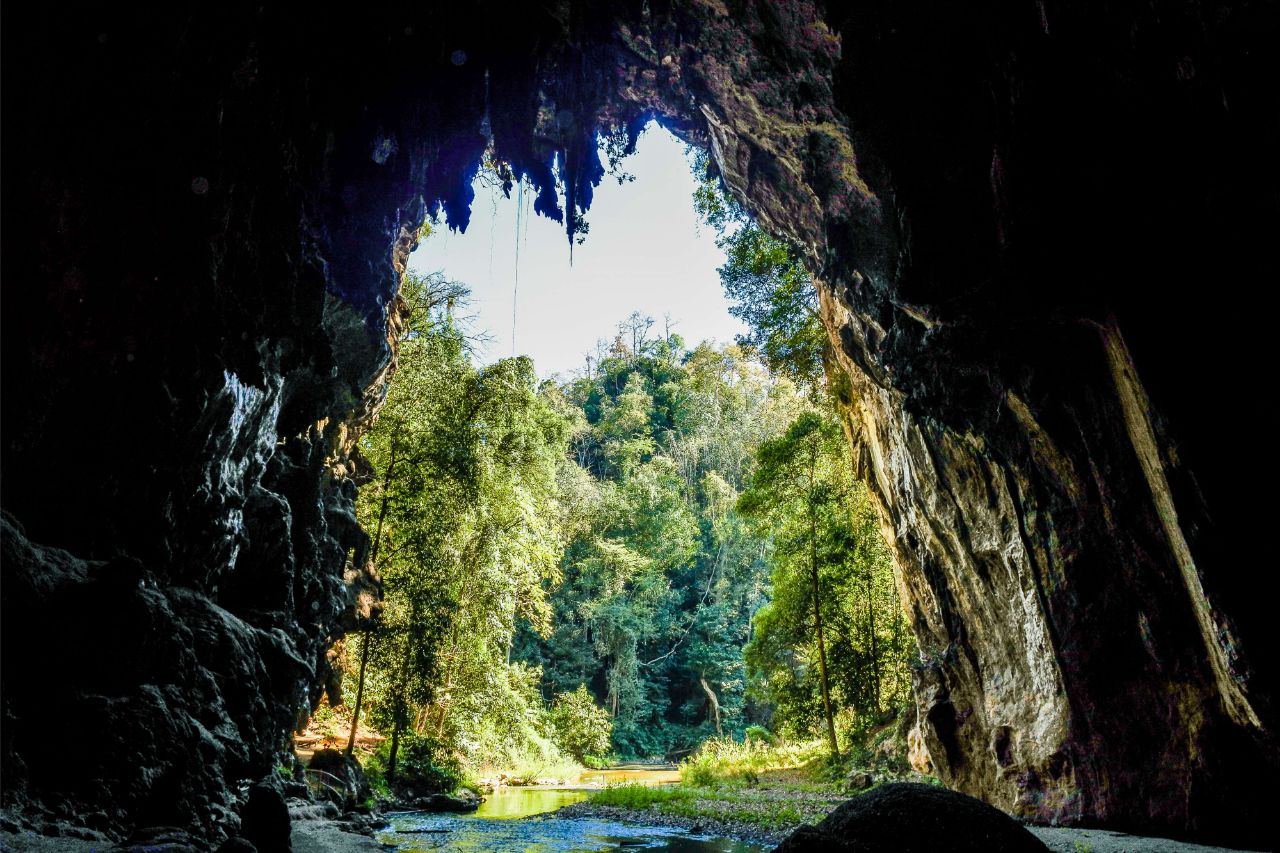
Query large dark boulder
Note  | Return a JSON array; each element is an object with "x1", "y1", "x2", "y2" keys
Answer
[
  {"x1": 240, "y1": 783, "x2": 290, "y2": 853},
  {"x1": 775, "y1": 783, "x2": 1048, "y2": 853}
]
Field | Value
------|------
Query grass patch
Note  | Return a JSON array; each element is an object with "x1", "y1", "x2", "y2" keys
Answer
[
  {"x1": 590, "y1": 784, "x2": 696, "y2": 809},
  {"x1": 680, "y1": 737, "x2": 830, "y2": 788},
  {"x1": 478, "y1": 752, "x2": 583, "y2": 785}
]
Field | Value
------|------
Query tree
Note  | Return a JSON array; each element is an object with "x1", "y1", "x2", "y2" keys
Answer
[
  {"x1": 548, "y1": 685, "x2": 613, "y2": 761},
  {"x1": 350, "y1": 271, "x2": 573, "y2": 781},
  {"x1": 738, "y1": 412, "x2": 846, "y2": 758},
  {"x1": 692, "y1": 151, "x2": 827, "y2": 391},
  {"x1": 346, "y1": 270, "x2": 470, "y2": 758},
  {"x1": 515, "y1": 328, "x2": 798, "y2": 759},
  {"x1": 739, "y1": 409, "x2": 912, "y2": 752}
]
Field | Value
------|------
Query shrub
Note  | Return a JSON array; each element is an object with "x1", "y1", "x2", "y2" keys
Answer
[
  {"x1": 548, "y1": 685, "x2": 613, "y2": 761},
  {"x1": 680, "y1": 737, "x2": 825, "y2": 787},
  {"x1": 590, "y1": 783, "x2": 693, "y2": 809},
  {"x1": 365, "y1": 733, "x2": 463, "y2": 795},
  {"x1": 744, "y1": 725, "x2": 775, "y2": 745}
]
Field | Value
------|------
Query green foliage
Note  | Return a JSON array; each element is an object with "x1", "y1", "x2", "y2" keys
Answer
[
  {"x1": 739, "y1": 409, "x2": 913, "y2": 751},
  {"x1": 515, "y1": 332, "x2": 806, "y2": 759},
  {"x1": 587, "y1": 779, "x2": 823, "y2": 831},
  {"x1": 743, "y1": 725, "x2": 775, "y2": 745},
  {"x1": 692, "y1": 151, "x2": 826, "y2": 392},
  {"x1": 679, "y1": 737, "x2": 825, "y2": 788},
  {"x1": 364, "y1": 732, "x2": 462, "y2": 794},
  {"x1": 352, "y1": 270, "x2": 577, "y2": 780},
  {"x1": 589, "y1": 783, "x2": 694, "y2": 809},
  {"x1": 345, "y1": 258, "x2": 913, "y2": 787},
  {"x1": 548, "y1": 685, "x2": 613, "y2": 761}
]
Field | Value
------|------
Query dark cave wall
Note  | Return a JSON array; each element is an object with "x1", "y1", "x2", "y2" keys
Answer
[
  {"x1": 813, "y1": 1, "x2": 1280, "y2": 841},
  {"x1": 0, "y1": 3, "x2": 459, "y2": 839},
  {"x1": 1, "y1": 0, "x2": 1276, "y2": 846}
]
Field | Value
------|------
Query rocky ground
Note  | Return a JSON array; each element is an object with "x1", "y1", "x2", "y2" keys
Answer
[
  {"x1": 555, "y1": 800, "x2": 1266, "y2": 853},
  {"x1": 2, "y1": 808, "x2": 1266, "y2": 852},
  {"x1": 556, "y1": 800, "x2": 793, "y2": 847},
  {"x1": 0, "y1": 818, "x2": 384, "y2": 853},
  {"x1": 1029, "y1": 827, "x2": 1266, "y2": 853}
]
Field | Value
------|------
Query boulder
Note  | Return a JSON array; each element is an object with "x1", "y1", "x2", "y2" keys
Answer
[
  {"x1": 307, "y1": 749, "x2": 371, "y2": 812},
  {"x1": 410, "y1": 792, "x2": 481, "y2": 813},
  {"x1": 844, "y1": 770, "x2": 875, "y2": 791},
  {"x1": 240, "y1": 783, "x2": 290, "y2": 853},
  {"x1": 774, "y1": 783, "x2": 1048, "y2": 852}
]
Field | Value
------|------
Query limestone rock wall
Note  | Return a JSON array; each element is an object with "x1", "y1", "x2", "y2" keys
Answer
[
  {"x1": 2, "y1": 0, "x2": 1275, "y2": 847},
  {"x1": 662, "y1": 1, "x2": 1279, "y2": 844}
]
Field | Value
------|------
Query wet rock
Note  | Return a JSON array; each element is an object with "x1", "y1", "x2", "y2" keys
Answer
[
  {"x1": 409, "y1": 793, "x2": 481, "y2": 813},
  {"x1": 774, "y1": 783, "x2": 1048, "y2": 852},
  {"x1": 844, "y1": 771, "x2": 874, "y2": 791},
  {"x1": 338, "y1": 812, "x2": 388, "y2": 835},
  {"x1": 121, "y1": 826, "x2": 204, "y2": 852},
  {"x1": 217, "y1": 839, "x2": 260, "y2": 853}
]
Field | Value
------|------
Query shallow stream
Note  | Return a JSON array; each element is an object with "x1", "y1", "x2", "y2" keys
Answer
[{"x1": 376, "y1": 768, "x2": 768, "y2": 853}]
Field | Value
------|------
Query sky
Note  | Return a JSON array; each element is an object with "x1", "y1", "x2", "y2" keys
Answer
[{"x1": 405, "y1": 124, "x2": 747, "y2": 379}]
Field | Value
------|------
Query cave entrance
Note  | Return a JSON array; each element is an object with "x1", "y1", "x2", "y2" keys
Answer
[{"x1": 325, "y1": 118, "x2": 920, "y2": 786}]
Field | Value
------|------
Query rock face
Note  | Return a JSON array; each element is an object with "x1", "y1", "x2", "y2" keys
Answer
[{"x1": 1, "y1": 0, "x2": 1275, "y2": 847}]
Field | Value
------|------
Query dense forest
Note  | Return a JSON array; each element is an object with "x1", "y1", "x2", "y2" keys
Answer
[{"x1": 317, "y1": 159, "x2": 917, "y2": 790}]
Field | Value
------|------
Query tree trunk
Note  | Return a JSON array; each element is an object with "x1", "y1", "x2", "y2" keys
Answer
[
  {"x1": 387, "y1": 709, "x2": 403, "y2": 781},
  {"x1": 699, "y1": 673, "x2": 722, "y2": 736},
  {"x1": 345, "y1": 631, "x2": 374, "y2": 757},
  {"x1": 866, "y1": 566, "x2": 880, "y2": 714},
  {"x1": 809, "y1": 442, "x2": 840, "y2": 761},
  {"x1": 387, "y1": 628, "x2": 414, "y2": 782},
  {"x1": 345, "y1": 440, "x2": 397, "y2": 756}
]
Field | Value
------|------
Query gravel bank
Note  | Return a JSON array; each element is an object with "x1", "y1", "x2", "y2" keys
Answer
[
  {"x1": 554, "y1": 801, "x2": 788, "y2": 848},
  {"x1": 554, "y1": 802, "x2": 1268, "y2": 853}
]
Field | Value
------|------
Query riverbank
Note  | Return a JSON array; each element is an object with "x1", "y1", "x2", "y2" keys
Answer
[
  {"x1": 555, "y1": 794, "x2": 1266, "y2": 853},
  {"x1": 554, "y1": 763, "x2": 848, "y2": 847},
  {"x1": 555, "y1": 797, "x2": 797, "y2": 847}
]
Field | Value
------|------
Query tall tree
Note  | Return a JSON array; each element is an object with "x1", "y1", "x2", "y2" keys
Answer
[
  {"x1": 738, "y1": 412, "x2": 846, "y2": 758},
  {"x1": 740, "y1": 409, "x2": 912, "y2": 751}
]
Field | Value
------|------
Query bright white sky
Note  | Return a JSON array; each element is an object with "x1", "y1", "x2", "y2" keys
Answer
[{"x1": 406, "y1": 124, "x2": 747, "y2": 379}]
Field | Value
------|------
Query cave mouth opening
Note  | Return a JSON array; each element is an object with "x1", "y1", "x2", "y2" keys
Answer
[{"x1": 334, "y1": 111, "x2": 923, "y2": 788}]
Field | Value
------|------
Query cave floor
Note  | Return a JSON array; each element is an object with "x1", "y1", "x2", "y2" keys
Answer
[
  {"x1": 1029, "y1": 826, "x2": 1263, "y2": 853},
  {"x1": 0, "y1": 819, "x2": 1266, "y2": 852}
]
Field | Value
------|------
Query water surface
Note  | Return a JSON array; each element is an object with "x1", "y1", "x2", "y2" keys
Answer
[{"x1": 379, "y1": 768, "x2": 767, "y2": 853}]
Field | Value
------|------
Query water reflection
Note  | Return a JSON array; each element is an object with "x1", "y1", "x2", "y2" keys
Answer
[
  {"x1": 474, "y1": 787, "x2": 589, "y2": 819},
  {"x1": 379, "y1": 769, "x2": 768, "y2": 853},
  {"x1": 382, "y1": 812, "x2": 765, "y2": 853},
  {"x1": 579, "y1": 767, "x2": 682, "y2": 788}
]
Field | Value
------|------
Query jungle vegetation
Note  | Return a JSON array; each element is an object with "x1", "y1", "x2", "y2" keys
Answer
[{"x1": 323, "y1": 154, "x2": 915, "y2": 793}]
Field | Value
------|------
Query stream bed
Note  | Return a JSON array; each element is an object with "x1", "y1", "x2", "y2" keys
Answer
[{"x1": 376, "y1": 769, "x2": 768, "y2": 853}]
